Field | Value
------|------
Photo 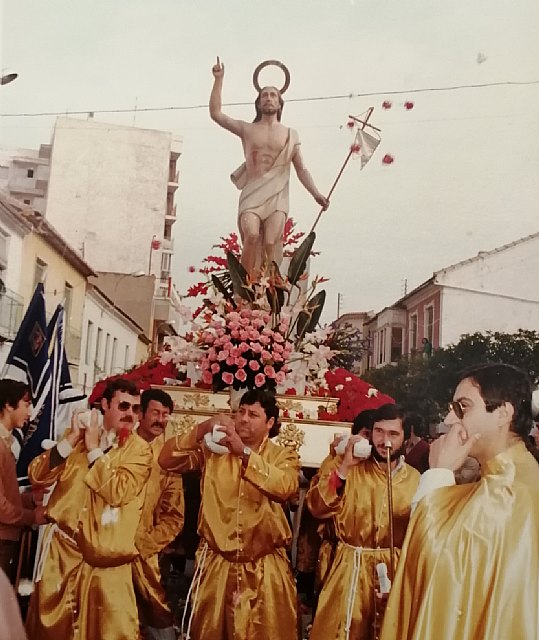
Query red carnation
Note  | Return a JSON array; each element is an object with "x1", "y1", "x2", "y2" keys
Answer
[
  {"x1": 382, "y1": 100, "x2": 392, "y2": 110},
  {"x1": 347, "y1": 120, "x2": 355, "y2": 128},
  {"x1": 350, "y1": 144, "x2": 361, "y2": 154},
  {"x1": 188, "y1": 265, "x2": 196, "y2": 273},
  {"x1": 404, "y1": 101, "x2": 414, "y2": 110},
  {"x1": 382, "y1": 154, "x2": 394, "y2": 165}
]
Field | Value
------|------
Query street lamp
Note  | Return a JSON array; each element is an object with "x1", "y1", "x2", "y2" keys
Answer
[
  {"x1": 1, "y1": 72, "x2": 18, "y2": 86},
  {"x1": 153, "y1": 320, "x2": 175, "y2": 355}
]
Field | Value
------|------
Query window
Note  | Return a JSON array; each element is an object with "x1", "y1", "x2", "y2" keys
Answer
[
  {"x1": 64, "y1": 282, "x2": 73, "y2": 326},
  {"x1": 409, "y1": 314, "x2": 418, "y2": 352},
  {"x1": 104, "y1": 333, "x2": 111, "y2": 374},
  {"x1": 124, "y1": 345, "x2": 130, "y2": 370},
  {"x1": 424, "y1": 305, "x2": 434, "y2": 344},
  {"x1": 27, "y1": 169, "x2": 34, "y2": 178},
  {"x1": 33, "y1": 258, "x2": 47, "y2": 289},
  {"x1": 85, "y1": 320, "x2": 94, "y2": 365},
  {"x1": 161, "y1": 252, "x2": 171, "y2": 275},
  {"x1": 111, "y1": 338, "x2": 118, "y2": 372},
  {"x1": 378, "y1": 329, "x2": 386, "y2": 365},
  {"x1": 0, "y1": 227, "x2": 8, "y2": 269},
  {"x1": 23, "y1": 199, "x2": 31, "y2": 205},
  {"x1": 391, "y1": 327, "x2": 403, "y2": 363},
  {"x1": 95, "y1": 328, "x2": 103, "y2": 367}
]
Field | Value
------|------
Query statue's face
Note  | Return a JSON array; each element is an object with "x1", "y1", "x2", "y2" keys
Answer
[{"x1": 259, "y1": 86, "x2": 281, "y2": 115}]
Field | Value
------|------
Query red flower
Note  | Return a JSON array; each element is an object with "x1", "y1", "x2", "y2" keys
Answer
[
  {"x1": 350, "y1": 144, "x2": 361, "y2": 154},
  {"x1": 118, "y1": 426, "x2": 131, "y2": 447},
  {"x1": 347, "y1": 120, "x2": 355, "y2": 128},
  {"x1": 382, "y1": 154, "x2": 394, "y2": 165},
  {"x1": 404, "y1": 101, "x2": 414, "y2": 110},
  {"x1": 382, "y1": 100, "x2": 392, "y2": 110},
  {"x1": 188, "y1": 265, "x2": 196, "y2": 273}
]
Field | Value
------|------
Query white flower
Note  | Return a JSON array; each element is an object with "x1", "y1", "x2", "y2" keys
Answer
[
  {"x1": 178, "y1": 304, "x2": 193, "y2": 324},
  {"x1": 335, "y1": 384, "x2": 344, "y2": 391},
  {"x1": 367, "y1": 388, "x2": 379, "y2": 398}
]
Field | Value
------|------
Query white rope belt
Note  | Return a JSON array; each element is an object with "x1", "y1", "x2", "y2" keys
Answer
[
  {"x1": 33, "y1": 524, "x2": 76, "y2": 583},
  {"x1": 181, "y1": 541, "x2": 209, "y2": 640},
  {"x1": 342, "y1": 543, "x2": 390, "y2": 640}
]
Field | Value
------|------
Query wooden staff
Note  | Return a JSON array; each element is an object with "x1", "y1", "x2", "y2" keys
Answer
[
  {"x1": 309, "y1": 107, "x2": 377, "y2": 235},
  {"x1": 384, "y1": 440, "x2": 395, "y2": 581}
]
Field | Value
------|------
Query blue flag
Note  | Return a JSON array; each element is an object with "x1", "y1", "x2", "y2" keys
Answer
[{"x1": 4, "y1": 284, "x2": 53, "y2": 480}]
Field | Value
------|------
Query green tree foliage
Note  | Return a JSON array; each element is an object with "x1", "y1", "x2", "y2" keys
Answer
[{"x1": 363, "y1": 330, "x2": 539, "y2": 424}]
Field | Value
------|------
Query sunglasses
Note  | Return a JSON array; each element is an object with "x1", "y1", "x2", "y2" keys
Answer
[
  {"x1": 448, "y1": 400, "x2": 465, "y2": 419},
  {"x1": 117, "y1": 401, "x2": 141, "y2": 413}
]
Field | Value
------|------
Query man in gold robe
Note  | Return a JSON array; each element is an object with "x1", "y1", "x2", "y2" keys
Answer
[
  {"x1": 307, "y1": 404, "x2": 420, "y2": 640},
  {"x1": 381, "y1": 363, "x2": 539, "y2": 640},
  {"x1": 133, "y1": 388, "x2": 184, "y2": 640},
  {"x1": 159, "y1": 388, "x2": 299, "y2": 640},
  {"x1": 26, "y1": 379, "x2": 152, "y2": 640}
]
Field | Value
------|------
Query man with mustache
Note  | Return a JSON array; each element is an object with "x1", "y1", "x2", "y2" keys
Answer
[
  {"x1": 307, "y1": 403, "x2": 420, "y2": 640},
  {"x1": 210, "y1": 58, "x2": 329, "y2": 279},
  {"x1": 26, "y1": 379, "x2": 152, "y2": 640},
  {"x1": 133, "y1": 389, "x2": 184, "y2": 640}
]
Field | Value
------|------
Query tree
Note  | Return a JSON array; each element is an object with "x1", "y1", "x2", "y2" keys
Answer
[{"x1": 363, "y1": 330, "x2": 539, "y2": 425}]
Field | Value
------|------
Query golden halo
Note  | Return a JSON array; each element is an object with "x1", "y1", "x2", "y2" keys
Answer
[{"x1": 252, "y1": 60, "x2": 290, "y2": 95}]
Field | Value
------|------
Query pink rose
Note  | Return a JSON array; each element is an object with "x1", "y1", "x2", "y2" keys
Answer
[
  {"x1": 235, "y1": 369, "x2": 247, "y2": 382},
  {"x1": 240, "y1": 331, "x2": 250, "y2": 341},
  {"x1": 222, "y1": 372, "x2": 234, "y2": 385},
  {"x1": 240, "y1": 318, "x2": 250, "y2": 327},
  {"x1": 262, "y1": 313, "x2": 271, "y2": 323},
  {"x1": 231, "y1": 330, "x2": 240, "y2": 339},
  {"x1": 211, "y1": 363, "x2": 221, "y2": 374},
  {"x1": 273, "y1": 343, "x2": 284, "y2": 353},
  {"x1": 261, "y1": 350, "x2": 272, "y2": 361},
  {"x1": 249, "y1": 360, "x2": 260, "y2": 371},
  {"x1": 202, "y1": 370, "x2": 213, "y2": 385},
  {"x1": 239, "y1": 342, "x2": 250, "y2": 353},
  {"x1": 226, "y1": 356, "x2": 235, "y2": 366},
  {"x1": 273, "y1": 352, "x2": 284, "y2": 363},
  {"x1": 254, "y1": 373, "x2": 266, "y2": 387},
  {"x1": 248, "y1": 330, "x2": 260, "y2": 341},
  {"x1": 275, "y1": 371, "x2": 286, "y2": 385},
  {"x1": 227, "y1": 321, "x2": 240, "y2": 330},
  {"x1": 259, "y1": 335, "x2": 270, "y2": 345},
  {"x1": 250, "y1": 342, "x2": 263, "y2": 354},
  {"x1": 240, "y1": 309, "x2": 252, "y2": 318},
  {"x1": 227, "y1": 311, "x2": 240, "y2": 322},
  {"x1": 236, "y1": 357, "x2": 248, "y2": 369},
  {"x1": 273, "y1": 333, "x2": 284, "y2": 343},
  {"x1": 262, "y1": 327, "x2": 273, "y2": 336},
  {"x1": 218, "y1": 351, "x2": 229, "y2": 361},
  {"x1": 264, "y1": 365, "x2": 276, "y2": 378},
  {"x1": 229, "y1": 347, "x2": 240, "y2": 358}
]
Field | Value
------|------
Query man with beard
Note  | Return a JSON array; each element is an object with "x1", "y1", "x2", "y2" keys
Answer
[
  {"x1": 159, "y1": 388, "x2": 299, "y2": 640},
  {"x1": 307, "y1": 403, "x2": 419, "y2": 640},
  {"x1": 26, "y1": 379, "x2": 152, "y2": 640},
  {"x1": 133, "y1": 389, "x2": 184, "y2": 640},
  {"x1": 210, "y1": 58, "x2": 328, "y2": 278}
]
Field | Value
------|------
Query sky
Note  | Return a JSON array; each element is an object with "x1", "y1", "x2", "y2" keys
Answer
[{"x1": 1, "y1": 0, "x2": 538, "y2": 324}]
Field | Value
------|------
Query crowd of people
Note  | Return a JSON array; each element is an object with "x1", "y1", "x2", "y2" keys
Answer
[{"x1": 0, "y1": 362, "x2": 538, "y2": 639}]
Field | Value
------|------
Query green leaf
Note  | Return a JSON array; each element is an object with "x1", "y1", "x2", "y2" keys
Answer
[
  {"x1": 226, "y1": 252, "x2": 255, "y2": 302},
  {"x1": 296, "y1": 290, "x2": 326, "y2": 341},
  {"x1": 211, "y1": 274, "x2": 235, "y2": 305},
  {"x1": 287, "y1": 232, "x2": 315, "y2": 286}
]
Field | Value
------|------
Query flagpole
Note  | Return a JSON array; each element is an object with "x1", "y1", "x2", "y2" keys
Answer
[{"x1": 309, "y1": 107, "x2": 376, "y2": 235}]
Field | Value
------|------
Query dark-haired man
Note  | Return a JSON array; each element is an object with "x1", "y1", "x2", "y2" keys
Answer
[
  {"x1": 0, "y1": 379, "x2": 46, "y2": 582},
  {"x1": 381, "y1": 363, "x2": 539, "y2": 640},
  {"x1": 307, "y1": 404, "x2": 420, "y2": 640},
  {"x1": 133, "y1": 389, "x2": 184, "y2": 640},
  {"x1": 403, "y1": 412, "x2": 430, "y2": 473},
  {"x1": 159, "y1": 388, "x2": 299, "y2": 640},
  {"x1": 210, "y1": 59, "x2": 328, "y2": 277},
  {"x1": 26, "y1": 378, "x2": 152, "y2": 640}
]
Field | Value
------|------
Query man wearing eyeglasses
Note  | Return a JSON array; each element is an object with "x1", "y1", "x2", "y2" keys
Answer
[
  {"x1": 26, "y1": 378, "x2": 153, "y2": 640},
  {"x1": 381, "y1": 363, "x2": 539, "y2": 640}
]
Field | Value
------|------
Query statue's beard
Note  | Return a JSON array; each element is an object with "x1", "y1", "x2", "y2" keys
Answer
[
  {"x1": 371, "y1": 443, "x2": 406, "y2": 463},
  {"x1": 261, "y1": 104, "x2": 278, "y2": 115}
]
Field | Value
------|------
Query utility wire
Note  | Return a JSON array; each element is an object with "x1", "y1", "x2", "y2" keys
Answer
[{"x1": 1, "y1": 79, "x2": 538, "y2": 118}]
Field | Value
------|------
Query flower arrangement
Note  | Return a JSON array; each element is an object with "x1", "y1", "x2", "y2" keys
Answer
[{"x1": 198, "y1": 308, "x2": 294, "y2": 392}]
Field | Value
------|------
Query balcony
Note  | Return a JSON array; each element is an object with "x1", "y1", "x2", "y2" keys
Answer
[
  {"x1": 154, "y1": 277, "x2": 182, "y2": 325},
  {"x1": 0, "y1": 287, "x2": 23, "y2": 340},
  {"x1": 162, "y1": 237, "x2": 174, "y2": 253},
  {"x1": 165, "y1": 204, "x2": 177, "y2": 222},
  {"x1": 8, "y1": 178, "x2": 46, "y2": 197},
  {"x1": 167, "y1": 170, "x2": 179, "y2": 193}
]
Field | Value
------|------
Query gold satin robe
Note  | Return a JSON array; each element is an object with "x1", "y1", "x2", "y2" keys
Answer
[
  {"x1": 381, "y1": 442, "x2": 539, "y2": 640},
  {"x1": 26, "y1": 433, "x2": 152, "y2": 640},
  {"x1": 307, "y1": 456, "x2": 419, "y2": 640},
  {"x1": 133, "y1": 434, "x2": 184, "y2": 628},
  {"x1": 159, "y1": 427, "x2": 300, "y2": 640}
]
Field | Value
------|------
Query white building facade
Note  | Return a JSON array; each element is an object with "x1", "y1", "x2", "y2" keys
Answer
[
  {"x1": 78, "y1": 285, "x2": 141, "y2": 393},
  {"x1": 0, "y1": 146, "x2": 51, "y2": 215}
]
